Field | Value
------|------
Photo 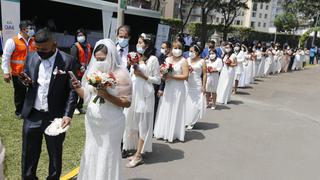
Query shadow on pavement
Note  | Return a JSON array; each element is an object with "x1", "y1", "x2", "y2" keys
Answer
[
  {"x1": 228, "y1": 100, "x2": 244, "y2": 105},
  {"x1": 184, "y1": 131, "x2": 205, "y2": 142},
  {"x1": 144, "y1": 143, "x2": 184, "y2": 164},
  {"x1": 215, "y1": 105, "x2": 231, "y2": 110},
  {"x1": 238, "y1": 86, "x2": 253, "y2": 89},
  {"x1": 236, "y1": 91, "x2": 250, "y2": 95},
  {"x1": 193, "y1": 122, "x2": 219, "y2": 130}
]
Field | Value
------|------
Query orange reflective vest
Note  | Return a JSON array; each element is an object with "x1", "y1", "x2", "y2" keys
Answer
[
  {"x1": 10, "y1": 36, "x2": 36, "y2": 76},
  {"x1": 75, "y1": 42, "x2": 92, "y2": 77}
]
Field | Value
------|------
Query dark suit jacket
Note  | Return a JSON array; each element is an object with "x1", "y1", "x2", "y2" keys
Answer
[{"x1": 21, "y1": 50, "x2": 78, "y2": 121}]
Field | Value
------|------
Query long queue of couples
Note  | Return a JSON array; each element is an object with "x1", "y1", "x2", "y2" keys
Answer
[{"x1": 0, "y1": 21, "x2": 311, "y2": 180}]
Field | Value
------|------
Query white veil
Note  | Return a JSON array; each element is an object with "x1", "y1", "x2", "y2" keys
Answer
[{"x1": 81, "y1": 38, "x2": 132, "y2": 104}]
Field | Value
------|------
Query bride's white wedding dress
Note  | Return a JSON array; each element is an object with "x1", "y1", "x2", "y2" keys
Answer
[
  {"x1": 77, "y1": 39, "x2": 132, "y2": 180},
  {"x1": 77, "y1": 85, "x2": 125, "y2": 180}
]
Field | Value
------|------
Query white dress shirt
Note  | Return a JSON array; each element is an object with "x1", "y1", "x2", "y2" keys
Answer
[
  {"x1": 117, "y1": 44, "x2": 129, "y2": 68},
  {"x1": 34, "y1": 50, "x2": 58, "y2": 112},
  {"x1": 1, "y1": 33, "x2": 32, "y2": 74}
]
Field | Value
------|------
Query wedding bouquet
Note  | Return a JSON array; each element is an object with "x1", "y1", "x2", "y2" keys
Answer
[
  {"x1": 189, "y1": 65, "x2": 194, "y2": 73},
  {"x1": 225, "y1": 59, "x2": 232, "y2": 66},
  {"x1": 127, "y1": 52, "x2": 140, "y2": 68},
  {"x1": 160, "y1": 63, "x2": 174, "y2": 77},
  {"x1": 86, "y1": 71, "x2": 117, "y2": 104},
  {"x1": 207, "y1": 66, "x2": 215, "y2": 73},
  {"x1": 45, "y1": 118, "x2": 69, "y2": 136}
]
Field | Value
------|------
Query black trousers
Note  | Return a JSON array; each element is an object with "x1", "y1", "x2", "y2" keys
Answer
[
  {"x1": 153, "y1": 84, "x2": 160, "y2": 129},
  {"x1": 76, "y1": 76, "x2": 84, "y2": 109},
  {"x1": 12, "y1": 75, "x2": 26, "y2": 115},
  {"x1": 22, "y1": 109, "x2": 65, "y2": 180}
]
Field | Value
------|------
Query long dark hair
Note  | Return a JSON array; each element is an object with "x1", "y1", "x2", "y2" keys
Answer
[{"x1": 140, "y1": 33, "x2": 156, "y2": 60}]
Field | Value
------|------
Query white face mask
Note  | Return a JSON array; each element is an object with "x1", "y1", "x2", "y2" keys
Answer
[
  {"x1": 160, "y1": 48, "x2": 166, "y2": 55},
  {"x1": 189, "y1": 52, "x2": 196, "y2": 59},
  {"x1": 172, "y1": 48, "x2": 182, "y2": 57},
  {"x1": 27, "y1": 29, "x2": 35, "y2": 37},
  {"x1": 77, "y1": 36, "x2": 86, "y2": 43},
  {"x1": 225, "y1": 48, "x2": 231, "y2": 53},
  {"x1": 118, "y1": 38, "x2": 129, "y2": 48},
  {"x1": 209, "y1": 54, "x2": 216, "y2": 60},
  {"x1": 234, "y1": 47, "x2": 240, "y2": 51},
  {"x1": 136, "y1": 45, "x2": 145, "y2": 55}
]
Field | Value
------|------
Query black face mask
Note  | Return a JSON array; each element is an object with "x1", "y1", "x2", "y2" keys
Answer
[{"x1": 37, "y1": 50, "x2": 55, "y2": 60}]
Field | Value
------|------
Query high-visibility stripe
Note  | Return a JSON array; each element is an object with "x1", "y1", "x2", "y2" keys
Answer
[
  {"x1": 60, "y1": 167, "x2": 79, "y2": 180},
  {"x1": 10, "y1": 60, "x2": 25, "y2": 64}
]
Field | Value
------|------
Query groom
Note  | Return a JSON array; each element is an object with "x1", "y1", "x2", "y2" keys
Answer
[{"x1": 21, "y1": 28, "x2": 78, "y2": 180}]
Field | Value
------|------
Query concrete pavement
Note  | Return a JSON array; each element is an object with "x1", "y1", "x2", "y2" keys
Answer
[{"x1": 123, "y1": 65, "x2": 320, "y2": 180}]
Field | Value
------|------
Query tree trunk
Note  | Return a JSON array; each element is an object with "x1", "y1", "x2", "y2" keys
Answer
[
  {"x1": 223, "y1": 27, "x2": 228, "y2": 41},
  {"x1": 200, "y1": 8, "x2": 208, "y2": 49}
]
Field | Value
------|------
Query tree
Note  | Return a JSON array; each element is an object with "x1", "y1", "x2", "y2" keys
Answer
[
  {"x1": 214, "y1": 0, "x2": 271, "y2": 41},
  {"x1": 192, "y1": 0, "x2": 218, "y2": 48},
  {"x1": 179, "y1": 0, "x2": 197, "y2": 33},
  {"x1": 274, "y1": 12, "x2": 299, "y2": 33},
  {"x1": 284, "y1": 0, "x2": 320, "y2": 45},
  {"x1": 215, "y1": 0, "x2": 249, "y2": 41}
]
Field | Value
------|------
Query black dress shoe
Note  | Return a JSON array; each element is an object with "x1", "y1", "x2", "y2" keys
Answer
[
  {"x1": 122, "y1": 150, "x2": 129, "y2": 158},
  {"x1": 15, "y1": 113, "x2": 22, "y2": 120},
  {"x1": 78, "y1": 109, "x2": 86, "y2": 114}
]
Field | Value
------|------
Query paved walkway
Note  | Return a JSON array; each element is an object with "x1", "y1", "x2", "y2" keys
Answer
[{"x1": 123, "y1": 66, "x2": 320, "y2": 180}]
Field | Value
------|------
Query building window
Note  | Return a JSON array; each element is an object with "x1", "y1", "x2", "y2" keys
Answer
[
  {"x1": 236, "y1": 20, "x2": 241, "y2": 25},
  {"x1": 221, "y1": 18, "x2": 224, "y2": 24},
  {"x1": 265, "y1": 14, "x2": 268, "y2": 18},
  {"x1": 263, "y1": 23, "x2": 266, "y2": 27},
  {"x1": 266, "y1": 5, "x2": 269, "y2": 10},
  {"x1": 242, "y1": 11, "x2": 245, "y2": 16},
  {"x1": 253, "y1": 3, "x2": 258, "y2": 11},
  {"x1": 260, "y1": 3, "x2": 263, "y2": 9},
  {"x1": 252, "y1": 12, "x2": 256, "y2": 17},
  {"x1": 259, "y1": 13, "x2": 262, "y2": 18},
  {"x1": 258, "y1": 22, "x2": 261, "y2": 27},
  {"x1": 216, "y1": 17, "x2": 219, "y2": 23},
  {"x1": 251, "y1": 21, "x2": 255, "y2": 28}
]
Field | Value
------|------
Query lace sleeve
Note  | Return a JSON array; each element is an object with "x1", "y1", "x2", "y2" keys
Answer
[{"x1": 113, "y1": 67, "x2": 133, "y2": 102}]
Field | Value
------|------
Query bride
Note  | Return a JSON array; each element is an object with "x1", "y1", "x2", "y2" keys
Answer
[{"x1": 71, "y1": 39, "x2": 132, "y2": 180}]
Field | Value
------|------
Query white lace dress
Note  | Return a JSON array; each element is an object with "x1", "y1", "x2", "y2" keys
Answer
[
  {"x1": 77, "y1": 69, "x2": 131, "y2": 180},
  {"x1": 123, "y1": 56, "x2": 160, "y2": 153},
  {"x1": 185, "y1": 58, "x2": 206, "y2": 126},
  {"x1": 206, "y1": 58, "x2": 223, "y2": 92},
  {"x1": 216, "y1": 54, "x2": 236, "y2": 104},
  {"x1": 154, "y1": 57, "x2": 187, "y2": 142}
]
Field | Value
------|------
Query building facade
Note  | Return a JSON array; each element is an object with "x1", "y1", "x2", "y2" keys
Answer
[{"x1": 164, "y1": 0, "x2": 286, "y2": 34}]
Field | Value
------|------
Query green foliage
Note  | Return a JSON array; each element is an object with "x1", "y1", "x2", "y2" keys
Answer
[
  {"x1": 160, "y1": 18, "x2": 183, "y2": 41},
  {"x1": 274, "y1": 12, "x2": 299, "y2": 32},
  {"x1": 299, "y1": 27, "x2": 320, "y2": 48}
]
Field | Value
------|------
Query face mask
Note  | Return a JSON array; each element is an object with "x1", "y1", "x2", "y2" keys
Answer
[
  {"x1": 118, "y1": 38, "x2": 129, "y2": 48},
  {"x1": 160, "y1": 48, "x2": 166, "y2": 55},
  {"x1": 77, "y1": 36, "x2": 86, "y2": 43},
  {"x1": 27, "y1": 29, "x2": 35, "y2": 37},
  {"x1": 136, "y1": 46, "x2": 145, "y2": 55},
  {"x1": 172, "y1": 48, "x2": 182, "y2": 57},
  {"x1": 209, "y1": 54, "x2": 216, "y2": 60},
  {"x1": 93, "y1": 61, "x2": 110, "y2": 72},
  {"x1": 37, "y1": 50, "x2": 56, "y2": 60},
  {"x1": 234, "y1": 47, "x2": 240, "y2": 51},
  {"x1": 225, "y1": 48, "x2": 231, "y2": 53},
  {"x1": 189, "y1": 52, "x2": 196, "y2": 59}
]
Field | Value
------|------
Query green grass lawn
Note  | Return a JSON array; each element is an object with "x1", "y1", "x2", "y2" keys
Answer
[{"x1": 0, "y1": 71, "x2": 85, "y2": 179}]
